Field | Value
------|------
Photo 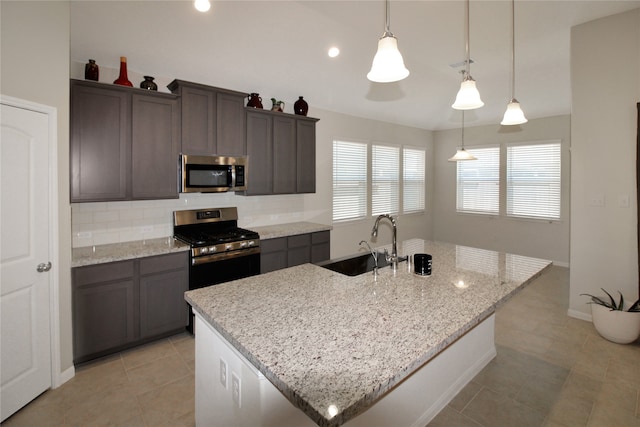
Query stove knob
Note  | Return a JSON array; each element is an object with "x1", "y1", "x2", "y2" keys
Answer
[
  {"x1": 225, "y1": 244, "x2": 232, "y2": 251},
  {"x1": 201, "y1": 247, "x2": 208, "y2": 254},
  {"x1": 240, "y1": 242, "x2": 247, "y2": 248},
  {"x1": 210, "y1": 246, "x2": 216, "y2": 253},
  {"x1": 248, "y1": 240, "x2": 255, "y2": 246}
]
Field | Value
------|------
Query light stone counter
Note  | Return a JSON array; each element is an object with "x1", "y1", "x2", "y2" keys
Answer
[
  {"x1": 249, "y1": 221, "x2": 332, "y2": 240},
  {"x1": 71, "y1": 237, "x2": 190, "y2": 267},
  {"x1": 185, "y1": 239, "x2": 551, "y2": 426}
]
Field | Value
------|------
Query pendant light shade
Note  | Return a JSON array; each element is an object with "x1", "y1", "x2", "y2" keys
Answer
[
  {"x1": 501, "y1": 99, "x2": 527, "y2": 125},
  {"x1": 501, "y1": 0, "x2": 527, "y2": 125},
  {"x1": 452, "y1": 74, "x2": 484, "y2": 110},
  {"x1": 449, "y1": 111, "x2": 477, "y2": 162},
  {"x1": 452, "y1": 0, "x2": 483, "y2": 110},
  {"x1": 367, "y1": 0, "x2": 409, "y2": 83}
]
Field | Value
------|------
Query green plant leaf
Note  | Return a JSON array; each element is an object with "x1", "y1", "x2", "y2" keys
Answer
[
  {"x1": 618, "y1": 292, "x2": 624, "y2": 311},
  {"x1": 580, "y1": 293, "x2": 614, "y2": 309},
  {"x1": 601, "y1": 288, "x2": 619, "y2": 310},
  {"x1": 628, "y1": 298, "x2": 640, "y2": 312}
]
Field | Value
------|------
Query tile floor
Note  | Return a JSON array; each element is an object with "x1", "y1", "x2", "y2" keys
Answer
[{"x1": 2, "y1": 265, "x2": 639, "y2": 427}]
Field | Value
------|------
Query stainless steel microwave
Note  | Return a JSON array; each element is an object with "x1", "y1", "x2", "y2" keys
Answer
[{"x1": 180, "y1": 154, "x2": 247, "y2": 193}]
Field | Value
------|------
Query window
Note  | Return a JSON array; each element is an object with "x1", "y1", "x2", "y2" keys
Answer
[
  {"x1": 456, "y1": 147, "x2": 499, "y2": 215},
  {"x1": 403, "y1": 148, "x2": 426, "y2": 213},
  {"x1": 332, "y1": 140, "x2": 425, "y2": 222},
  {"x1": 333, "y1": 141, "x2": 367, "y2": 221},
  {"x1": 372, "y1": 145, "x2": 399, "y2": 215},
  {"x1": 507, "y1": 143, "x2": 561, "y2": 220}
]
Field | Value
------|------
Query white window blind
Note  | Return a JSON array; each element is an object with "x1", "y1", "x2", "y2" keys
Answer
[
  {"x1": 403, "y1": 148, "x2": 425, "y2": 213},
  {"x1": 372, "y1": 145, "x2": 399, "y2": 215},
  {"x1": 507, "y1": 143, "x2": 561, "y2": 220},
  {"x1": 456, "y1": 147, "x2": 499, "y2": 214},
  {"x1": 333, "y1": 140, "x2": 367, "y2": 221}
]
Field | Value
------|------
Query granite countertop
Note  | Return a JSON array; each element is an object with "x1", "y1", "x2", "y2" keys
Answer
[
  {"x1": 185, "y1": 239, "x2": 551, "y2": 427},
  {"x1": 249, "y1": 221, "x2": 332, "y2": 240},
  {"x1": 71, "y1": 237, "x2": 190, "y2": 267}
]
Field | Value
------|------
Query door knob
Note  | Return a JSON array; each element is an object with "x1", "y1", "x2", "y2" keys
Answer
[{"x1": 36, "y1": 262, "x2": 52, "y2": 272}]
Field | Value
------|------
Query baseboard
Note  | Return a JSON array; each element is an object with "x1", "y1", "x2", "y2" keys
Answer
[
  {"x1": 567, "y1": 308, "x2": 592, "y2": 322},
  {"x1": 54, "y1": 365, "x2": 75, "y2": 389},
  {"x1": 552, "y1": 260, "x2": 569, "y2": 268}
]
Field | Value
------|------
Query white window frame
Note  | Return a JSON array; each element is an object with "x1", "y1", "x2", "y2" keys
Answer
[
  {"x1": 332, "y1": 140, "x2": 426, "y2": 223},
  {"x1": 456, "y1": 145, "x2": 500, "y2": 215}
]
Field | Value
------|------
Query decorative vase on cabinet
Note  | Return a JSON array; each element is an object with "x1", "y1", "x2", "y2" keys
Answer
[
  {"x1": 113, "y1": 56, "x2": 133, "y2": 87},
  {"x1": 85, "y1": 59, "x2": 99, "y2": 81},
  {"x1": 294, "y1": 96, "x2": 308, "y2": 116},
  {"x1": 140, "y1": 76, "x2": 158, "y2": 91}
]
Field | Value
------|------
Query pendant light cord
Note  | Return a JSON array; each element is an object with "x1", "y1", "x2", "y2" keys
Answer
[
  {"x1": 384, "y1": 0, "x2": 392, "y2": 35},
  {"x1": 510, "y1": 0, "x2": 515, "y2": 100},
  {"x1": 461, "y1": 111, "x2": 466, "y2": 148},
  {"x1": 464, "y1": 0, "x2": 470, "y2": 76}
]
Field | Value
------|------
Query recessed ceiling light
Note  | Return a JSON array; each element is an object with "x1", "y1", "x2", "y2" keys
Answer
[
  {"x1": 194, "y1": 0, "x2": 210, "y2": 12},
  {"x1": 328, "y1": 47, "x2": 340, "y2": 58}
]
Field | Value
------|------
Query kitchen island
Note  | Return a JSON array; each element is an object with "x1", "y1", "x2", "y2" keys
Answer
[{"x1": 185, "y1": 239, "x2": 551, "y2": 427}]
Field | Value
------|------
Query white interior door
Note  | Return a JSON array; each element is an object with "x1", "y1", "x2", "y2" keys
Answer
[{"x1": 1, "y1": 102, "x2": 52, "y2": 422}]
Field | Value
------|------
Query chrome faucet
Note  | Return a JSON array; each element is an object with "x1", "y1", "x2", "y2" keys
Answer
[
  {"x1": 371, "y1": 214, "x2": 407, "y2": 270},
  {"x1": 359, "y1": 240, "x2": 378, "y2": 277}
]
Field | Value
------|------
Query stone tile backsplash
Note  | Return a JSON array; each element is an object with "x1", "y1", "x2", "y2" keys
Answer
[{"x1": 71, "y1": 192, "x2": 318, "y2": 248}]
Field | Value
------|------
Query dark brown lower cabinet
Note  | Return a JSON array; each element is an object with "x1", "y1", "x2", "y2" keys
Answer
[
  {"x1": 260, "y1": 231, "x2": 330, "y2": 274},
  {"x1": 72, "y1": 252, "x2": 188, "y2": 364}
]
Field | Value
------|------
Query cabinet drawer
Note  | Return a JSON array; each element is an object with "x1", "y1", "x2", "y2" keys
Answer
[
  {"x1": 261, "y1": 237, "x2": 287, "y2": 253},
  {"x1": 140, "y1": 251, "x2": 188, "y2": 275},
  {"x1": 74, "y1": 260, "x2": 134, "y2": 286},
  {"x1": 288, "y1": 234, "x2": 311, "y2": 249},
  {"x1": 311, "y1": 231, "x2": 330, "y2": 244}
]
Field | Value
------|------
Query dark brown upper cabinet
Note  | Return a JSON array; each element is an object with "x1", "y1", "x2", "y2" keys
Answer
[
  {"x1": 167, "y1": 79, "x2": 246, "y2": 156},
  {"x1": 70, "y1": 79, "x2": 180, "y2": 202}
]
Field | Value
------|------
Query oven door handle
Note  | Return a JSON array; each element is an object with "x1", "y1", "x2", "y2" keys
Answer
[{"x1": 191, "y1": 247, "x2": 261, "y2": 266}]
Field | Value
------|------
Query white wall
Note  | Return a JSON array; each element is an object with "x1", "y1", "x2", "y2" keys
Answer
[
  {"x1": 432, "y1": 115, "x2": 571, "y2": 265},
  {"x1": 570, "y1": 8, "x2": 640, "y2": 318},
  {"x1": 1, "y1": 1, "x2": 73, "y2": 373}
]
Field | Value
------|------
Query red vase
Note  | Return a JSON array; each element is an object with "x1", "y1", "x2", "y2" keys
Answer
[{"x1": 113, "y1": 56, "x2": 133, "y2": 87}]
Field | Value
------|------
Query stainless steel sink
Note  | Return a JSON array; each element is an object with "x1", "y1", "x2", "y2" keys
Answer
[{"x1": 315, "y1": 252, "x2": 389, "y2": 276}]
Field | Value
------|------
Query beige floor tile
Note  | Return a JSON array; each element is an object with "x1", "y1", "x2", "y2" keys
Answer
[
  {"x1": 447, "y1": 381, "x2": 483, "y2": 413},
  {"x1": 545, "y1": 392, "x2": 593, "y2": 426},
  {"x1": 125, "y1": 353, "x2": 192, "y2": 396},
  {"x1": 605, "y1": 358, "x2": 640, "y2": 390},
  {"x1": 587, "y1": 402, "x2": 640, "y2": 427},
  {"x1": 121, "y1": 338, "x2": 178, "y2": 370},
  {"x1": 427, "y1": 405, "x2": 483, "y2": 427},
  {"x1": 0, "y1": 401, "x2": 65, "y2": 427},
  {"x1": 58, "y1": 358, "x2": 130, "y2": 410},
  {"x1": 172, "y1": 335, "x2": 196, "y2": 370},
  {"x1": 561, "y1": 371, "x2": 603, "y2": 402},
  {"x1": 461, "y1": 387, "x2": 546, "y2": 427},
  {"x1": 137, "y1": 374, "x2": 194, "y2": 426},
  {"x1": 63, "y1": 387, "x2": 142, "y2": 426},
  {"x1": 515, "y1": 377, "x2": 564, "y2": 414}
]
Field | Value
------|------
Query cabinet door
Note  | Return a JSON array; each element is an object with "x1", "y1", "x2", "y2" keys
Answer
[
  {"x1": 139, "y1": 252, "x2": 189, "y2": 338},
  {"x1": 311, "y1": 231, "x2": 330, "y2": 263},
  {"x1": 287, "y1": 234, "x2": 311, "y2": 267},
  {"x1": 296, "y1": 120, "x2": 316, "y2": 193},
  {"x1": 216, "y1": 92, "x2": 246, "y2": 156},
  {"x1": 245, "y1": 111, "x2": 273, "y2": 195},
  {"x1": 180, "y1": 86, "x2": 215, "y2": 155},
  {"x1": 260, "y1": 237, "x2": 287, "y2": 273},
  {"x1": 72, "y1": 261, "x2": 136, "y2": 362},
  {"x1": 273, "y1": 116, "x2": 296, "y2": 194},
  {"x1": 131, "y1": 94, "x2": 181, "y2": 199},
  {"x1": 70, "y1": 84, "x2": 130, "y2": 202}
]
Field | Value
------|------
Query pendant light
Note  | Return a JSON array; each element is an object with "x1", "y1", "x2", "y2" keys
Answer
[
  {"x1": 367, "y1": 0, "x2": 409, "y2": 83},
  {"x1": 501, "y1": 0, "x2": 527, "y2": 125},
  {"x1": 448, "y1": 111, "x2": 477, "y2": 161},
  {"x1": 452, "y1": 0, "x2": 484, "y2": 110}
]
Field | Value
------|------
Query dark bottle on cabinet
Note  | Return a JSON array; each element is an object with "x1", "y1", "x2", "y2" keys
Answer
[
  {"x1": 294, "y1": 96, "x2": 308, "y2": 116},
  {"x1": 85, "y1": 59, "x2": 99, "y2": 81}
]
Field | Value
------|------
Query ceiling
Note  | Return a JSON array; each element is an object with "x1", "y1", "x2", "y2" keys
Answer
[{"x1": 70, "y1": 1, "x2": 640, "y2": 131}]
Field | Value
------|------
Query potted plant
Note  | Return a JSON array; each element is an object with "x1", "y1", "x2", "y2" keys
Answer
[{"x1": 581, "y1": 289, "x2": 640, "y2": 344}]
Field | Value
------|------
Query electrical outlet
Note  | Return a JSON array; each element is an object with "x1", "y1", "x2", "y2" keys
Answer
[
  {"x1": 219, "y1": 359, "x2": 227, "y2": 389},
  {"x1": 231, "y1": 372, "x2": 241, "y2": 408}
]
